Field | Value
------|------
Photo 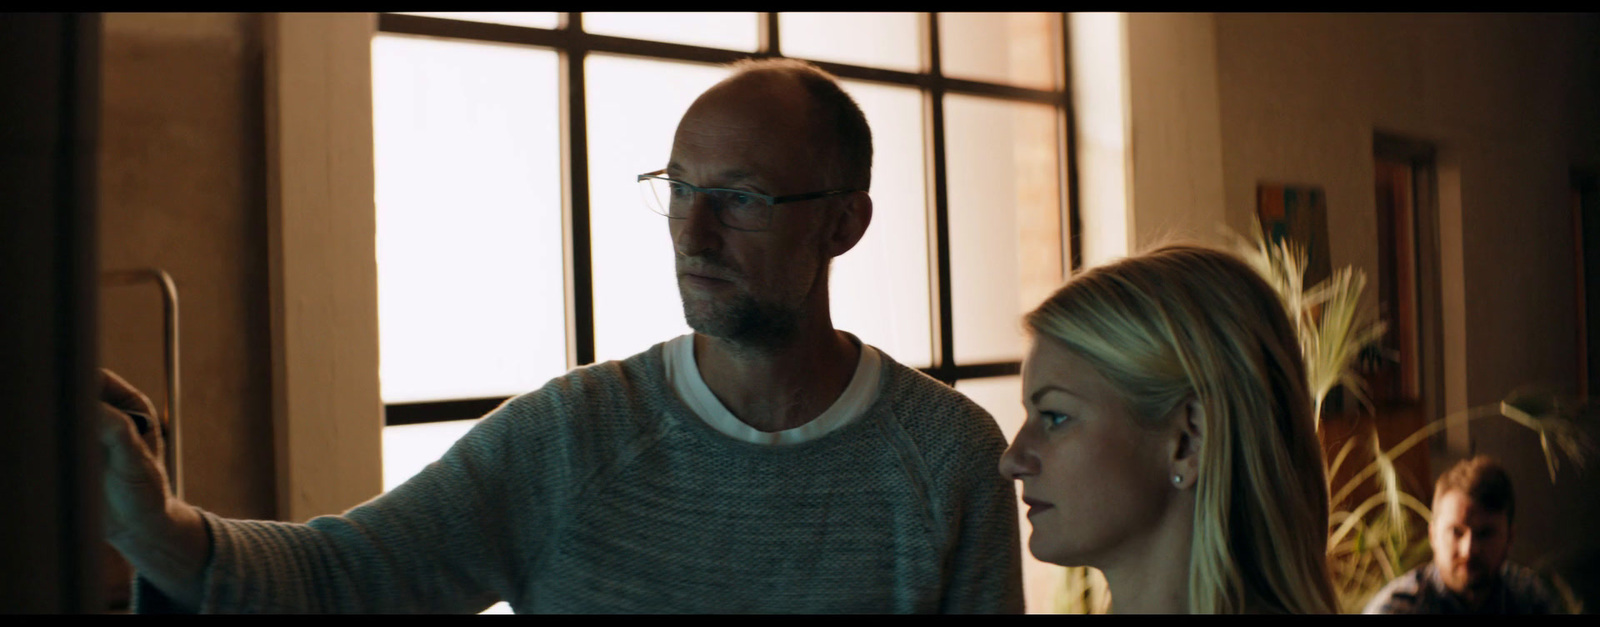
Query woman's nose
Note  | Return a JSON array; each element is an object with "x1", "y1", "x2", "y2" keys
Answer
[{"x1": 998, "y1": 432, "x2": 1038, "y2": 480}]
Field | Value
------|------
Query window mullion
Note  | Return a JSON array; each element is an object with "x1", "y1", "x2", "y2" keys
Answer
[
  {"x1": 1060, "y1": 12, "x2": 1082, "y2": 275},
  {"x1": 560, "y1": 13, "x2": 596, "y2": 368},
  {"x1": 758, "y1": 12, "x2": 780, "y2": 56},
  {"x1": 924, "y1": 13, "x2": 955, "y2": 384}
]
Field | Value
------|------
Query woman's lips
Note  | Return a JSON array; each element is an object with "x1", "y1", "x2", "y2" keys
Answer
[{"x1": 1022, "y1": 497, "x2": 1054, "y2": 517}]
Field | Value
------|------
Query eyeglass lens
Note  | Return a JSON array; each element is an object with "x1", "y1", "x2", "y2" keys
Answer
[{"x1": 641, "y1": 177, "x2": 770, "y2": 231}]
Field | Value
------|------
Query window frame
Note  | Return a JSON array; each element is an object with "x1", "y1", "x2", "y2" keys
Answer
[{"x1": 376, "y1": 12, "x2": 1081, "y2": 426}]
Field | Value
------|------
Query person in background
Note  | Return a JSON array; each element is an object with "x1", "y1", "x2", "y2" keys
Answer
[
  {"x1": 1364, "y1": 455, "x2": 1565, "y2": 614},
  {"x1": 1000, "y1": 244, "x2": 1340, "y2": 613}
]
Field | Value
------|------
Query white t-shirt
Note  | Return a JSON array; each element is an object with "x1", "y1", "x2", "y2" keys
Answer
[{"x1": 662, "y1": 333, "x2": 882, "y2": 445}]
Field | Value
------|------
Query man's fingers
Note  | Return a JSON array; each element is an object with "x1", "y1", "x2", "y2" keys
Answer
[
  {"x1": 99, "y1": 402, "x2": 162, "y2": 471},
  {"x1": 98, "y1": 403, "x2": 174, "y2": 547},
  {"x1": 100, "y1": 368, "x2": 157, "y2": 417},
  {"x1": 99, "y1": 369, "x2": 164, "y2": 455}
]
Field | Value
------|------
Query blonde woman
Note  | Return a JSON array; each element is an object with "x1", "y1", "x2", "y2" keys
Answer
[{"x1": 999, "y1": 245, "x2": 1338, "y2": 613}]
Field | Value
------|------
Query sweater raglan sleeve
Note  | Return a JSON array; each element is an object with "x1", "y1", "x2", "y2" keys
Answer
[
  {"x1": 935, "y1": 404, "x2": 1025, "y2": 614},
  {"x1": 133, "y1": 372, "x2": 597, "y2": 614}
]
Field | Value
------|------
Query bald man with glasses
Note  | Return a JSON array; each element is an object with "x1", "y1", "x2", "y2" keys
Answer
[{"x1": 100, "y1": 57, "x2": 1023, "y2": 614}]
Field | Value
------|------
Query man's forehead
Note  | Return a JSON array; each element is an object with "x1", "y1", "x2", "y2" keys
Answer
[
  {"x1": 681, "y1": 73, "x2": 820, "y2": 135},
  {"x1": 678, "y1": 98, "x2": 810, "y2": 140},
  {"x1": 669, "y1": 81, "x2": 825, "y2": 185},
  {"x1": 1435, "y1": 490, "x2": 1509, "y2": 525},
  {"x1": 663, "y1": 161, "x2": 760, "y2": 185},
  {"x1": 665, "y1": 123, "x2": 790, "y2": 185}
]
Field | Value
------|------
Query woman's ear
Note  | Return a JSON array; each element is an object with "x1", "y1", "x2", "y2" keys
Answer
[{"x1": 1170, "y1": 399, "x2": 1205, "y2": 490}]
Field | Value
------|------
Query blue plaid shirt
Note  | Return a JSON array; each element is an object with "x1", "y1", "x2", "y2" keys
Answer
[{"x1": 1363, "y1": 562, "x2": 1564, "y2": 614}]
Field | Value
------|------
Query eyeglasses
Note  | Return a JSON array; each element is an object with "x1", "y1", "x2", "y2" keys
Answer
[{"x1": 637, "y1": 169, "x2": 858, "y2": 232}]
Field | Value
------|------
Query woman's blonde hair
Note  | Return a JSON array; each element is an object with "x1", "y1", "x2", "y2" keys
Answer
[{"x1": 1025, "y1": 244, "x2": 1338, "y2": 614}]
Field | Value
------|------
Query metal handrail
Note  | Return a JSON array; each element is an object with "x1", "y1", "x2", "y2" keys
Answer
[{"x1": 100, "y1": 268, "x2": 181, "y2": 500}]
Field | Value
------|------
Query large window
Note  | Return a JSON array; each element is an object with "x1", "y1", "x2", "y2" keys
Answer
[{"x1": 372, "y1": 12, "x2": 1077, "y2": 612}]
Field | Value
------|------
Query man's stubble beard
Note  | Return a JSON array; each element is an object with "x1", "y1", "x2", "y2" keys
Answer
[
  {"x1": 682, "y1": 287, "x2": 801, "y2": 349},
  {"x1": 678, "y1": 255, "x2": 824, "y2": 352},
  {"x1": 1437, "y1": 557, "x2": 1497, "y2": 601}
]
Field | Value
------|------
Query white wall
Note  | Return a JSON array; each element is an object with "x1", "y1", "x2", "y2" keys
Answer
[{"x1": 1125, "y1": 13, "x2": 1228, "y2": 251}]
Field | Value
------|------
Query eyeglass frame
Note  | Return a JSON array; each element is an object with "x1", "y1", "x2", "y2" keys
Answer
[{"x1": 636, "y1": 169, "x2": 861, "y2": 232}]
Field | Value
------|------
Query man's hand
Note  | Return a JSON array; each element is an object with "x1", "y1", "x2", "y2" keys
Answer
[
  {"x1": 98, "y1": 369, "x2": 209, "y2": 611},
  {"x1": 99, "y1": 369, "x2": 167, "y2": 544}
]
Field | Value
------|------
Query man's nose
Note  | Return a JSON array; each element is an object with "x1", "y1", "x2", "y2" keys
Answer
[{"x1": 673, "y1": 192, "x2": 722, "y2": 257}]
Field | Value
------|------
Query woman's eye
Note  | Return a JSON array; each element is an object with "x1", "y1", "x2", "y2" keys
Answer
[{"x1": 1041, "y1": 411, "x2": 1072, "y2": 428}]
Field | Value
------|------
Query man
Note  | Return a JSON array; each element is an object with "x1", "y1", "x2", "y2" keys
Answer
[
  {"x1": 99, "y1": 57, "x2": 1024, "y2": 613},
  {"x1": 1363, "y1": 455, "x2": 1564, "y2": 614}
]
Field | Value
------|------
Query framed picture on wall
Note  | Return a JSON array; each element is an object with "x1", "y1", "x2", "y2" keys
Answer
[{"x1": 1257, "y1": 183, "x2": 1333, "y2": 287}]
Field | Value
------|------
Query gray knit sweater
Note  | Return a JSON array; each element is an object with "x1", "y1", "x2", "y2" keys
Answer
[{"x1": 146, "y1": 342, "x2": 1023, "y2": 613}]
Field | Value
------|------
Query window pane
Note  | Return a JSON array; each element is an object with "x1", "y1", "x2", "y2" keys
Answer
[
  {"x1": 939, "y1": 12, "x2": 1062, "y2": 90},
  {"x1": 953, "y1": 375, "x2": 1063, "y2": 615},
  {"x1": 382, "y1": 418, "x2": 482, "y2": 492},
  {"x1": 953, "y1": 375, "x2": 1023, "y2": 451},
  {"x1": 583, "y1": 12, "x2": 759, "y2": 51},
  {"x1": 779, "y1": 12, "x2": 922, "y2": 72},
  {"x1": 945, "y1": 94, "x2": 1064, "y2": 365},
  {"x1": 372, "y1": 34, "x2": 566, "y2": 403},
  {"x1": 830, "y1": 81, "x2": 932, "y2": 368},
  {"x1": 586, "y1": 55, "x2": 732, "y2": 363},
  {"x1": 397, "y1": 12, "x2": 559, "y2": 30},
  {"x1": 1069, "y1": 12, "x2": 1131, "y2": 268}
]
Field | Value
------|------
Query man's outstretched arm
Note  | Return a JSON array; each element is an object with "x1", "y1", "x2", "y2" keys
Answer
[{"x1": 95, "y1": 365, "x2": 583, "y2": 613}]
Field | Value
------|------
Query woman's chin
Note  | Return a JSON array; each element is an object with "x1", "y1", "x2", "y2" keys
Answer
[{"x1": 1028, "y1": 536, "x2": 1087, "y2": 568}]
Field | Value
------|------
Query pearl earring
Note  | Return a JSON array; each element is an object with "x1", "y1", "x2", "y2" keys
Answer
[{"x1": 1172, "y1": 475, "x2": 1183, "y2": 485}]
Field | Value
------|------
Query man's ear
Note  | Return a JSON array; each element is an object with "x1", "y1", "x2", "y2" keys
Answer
[
  {"x1": 1170, "y1": 398, "x2": 1205, "y2": 490},
  {"x1": 823, "y1": 191, "x2": 872, "y2": 259}
]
